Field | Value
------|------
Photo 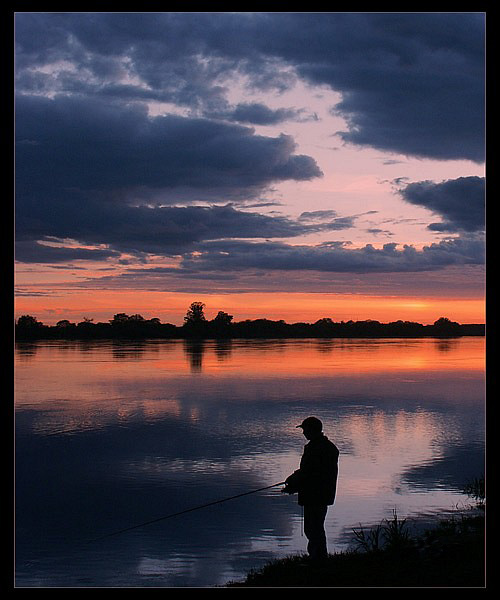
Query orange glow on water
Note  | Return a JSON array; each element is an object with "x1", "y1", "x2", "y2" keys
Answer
[
  {"x1": 15, "y1": 337, "x2": 484, "y2": 437},
  {"x1": 16, "y1": 336, "x2": 485, "y2": 384},
  {"x1": 176, "y1": 337, "x2": 485, "y2": 377}
]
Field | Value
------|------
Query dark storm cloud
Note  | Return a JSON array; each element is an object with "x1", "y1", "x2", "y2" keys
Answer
[
  {"x1": 15, "y1": 92, "x2": 325, "y2": 262},
  {"x1": 15, "y1": 94, "x2": 322, "y2": 204},
  {"x1": 214, "y1": 102, "x2": 310, "y2": 125},
  {"x1": 15, "y1": 12, "x2": 485, "y2": 162},
  {"x1": 399, "y1": 177, "x2": 485, "y2": 233},
  {"x1": 179, "y1": 236, "x2": 485, "y2": 275},
  {"x1": 299, "y1": 210, "x2": 377, "y2": 227},
  {"x1": 255, "y1": 12, "x2": 485, "y2": 162},
  {"x1": 15, "y1": 201, "x2": 354, "y2": 261},
  {"x1": 14, "y1": 12, "x2": 485, "y2": 274},
  {"x1": 15, "y1": 241, "x2": 121, "y2": 263},
  {"x1": 16, "y1": 96, "x2": 334, "y2": 262}
]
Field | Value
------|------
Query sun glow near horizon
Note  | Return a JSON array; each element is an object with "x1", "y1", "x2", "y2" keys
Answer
[
  {"x1": 14, "y1": 289, "x2": 485, "y2": 327},
  {"x1": 14, "y1": 14, "x2": 485, "y2": 331}
]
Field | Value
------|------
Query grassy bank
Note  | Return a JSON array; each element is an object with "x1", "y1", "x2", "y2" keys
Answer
[{"x1": 226, "y1": 509, "x2": 485, "y2": 588}]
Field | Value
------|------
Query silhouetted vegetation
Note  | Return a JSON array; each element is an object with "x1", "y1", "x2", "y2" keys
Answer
[
  {"x1": 15, "y1": 305, "x2": 485, "y2": 341},
  {"x1": 226, "y1": 509, "x2": 485, "y2": 587},
  {"x1": 226, "y1": 476, "x2": 485, "y2": 587}
]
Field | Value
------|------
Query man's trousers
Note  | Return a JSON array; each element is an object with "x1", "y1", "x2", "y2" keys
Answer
[{"x1": 303, "y1": 504, "x2": 328, "y2": 560}]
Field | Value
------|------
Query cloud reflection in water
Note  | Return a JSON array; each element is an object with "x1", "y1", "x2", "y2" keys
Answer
[{"x1": 15, "y1": 337, "x2": 484, "y2": 586}]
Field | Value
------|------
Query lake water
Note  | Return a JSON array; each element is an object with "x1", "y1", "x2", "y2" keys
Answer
[{"x1": 14, "y1": 336, "x2": 485, "y2": 587}]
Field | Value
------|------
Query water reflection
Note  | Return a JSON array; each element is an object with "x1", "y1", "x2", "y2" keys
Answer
[
  {"x1": 214, "y1": 338, "x2": 233, "y2": 362},
  {"x1": 15, "y1": 337, "x2": 485, "y2": 587},
  {"x1": 110, "y1": 339, "x2": 157, "y2": 360},
  {"x1": 434, "y1": 338, "x2": 460, "y2": 352},
  {"x1": 14, "y1": 341, "x2": 40, "y2": 360},
  {"x1": 183, "y1": 339, "x2": 235, "y2": 372},
  {"x1": 183, "y1": 339, "x2": 205, "y2": 372}
]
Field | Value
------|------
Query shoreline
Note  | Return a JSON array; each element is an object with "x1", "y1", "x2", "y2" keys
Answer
[
  {"x1": 225, "y1": 507, "x2": 485, "y2": 588},
  {"x1": 15, "y1": 330, "x2": 485, "y2": 342},
  {"x1": 15, "y1": 314, "x2": 484, "y2": 341}
]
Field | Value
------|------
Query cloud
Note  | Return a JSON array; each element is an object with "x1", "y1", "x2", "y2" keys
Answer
[
  {"x1": 178, "y1": 236, "x2": 485, "y2": 275},
  {"x1": 15, "y1": 241, "x2": 120, "y2": 263},
  {"x1": 15, "y1": 12, "x2": 485, "y2": 162},
  {"x1": 65, "y1": 256, "x2": 485, "y2": 298},
  {"x1": 14, "y1": 13, "x2": 485, "y2": 283},
  {"x1": 15, "y1": 202, "x2": 356, "y2": 262},
  {"x1": 15, "y1": 94, "x2": 322, "y2": 205},
  {"x1": 399, "y1": 177, "x2": 485, "y2": 232},
  {"x1": 210, "y1": 102, "x2": 311, "y2": 125},
  {"x1": 299, "y1": 210, "x2": 339, "y2": 221},
  {"x1": 15, "y1": 93, "x2": 325, "y2": 262},
  {"x1": 258, "y1": 12, "x2": 485, "y2": 162}
]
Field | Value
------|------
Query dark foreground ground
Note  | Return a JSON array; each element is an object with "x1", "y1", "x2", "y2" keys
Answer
[{"x1": 226, "y1": 511, "x2": 485, "y2": 588}]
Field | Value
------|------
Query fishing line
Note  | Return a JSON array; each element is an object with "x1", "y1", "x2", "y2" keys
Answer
[{"x1": 88, "y1": 481, "x2": 286, "y2": 543}]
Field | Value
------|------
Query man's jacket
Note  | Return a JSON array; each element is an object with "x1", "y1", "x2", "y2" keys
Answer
[{"x1": 285, "y1": 434, "x2": 339, "y2": 506}]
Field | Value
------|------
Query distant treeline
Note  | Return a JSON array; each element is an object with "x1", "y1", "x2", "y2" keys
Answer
[{"x1": 15, "y1": 302, "x2": 485, "y2": 340}]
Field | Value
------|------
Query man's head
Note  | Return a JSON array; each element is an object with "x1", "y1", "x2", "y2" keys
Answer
[{"x1": 296, "y1": 416, "x2": 323, "y2": 440}]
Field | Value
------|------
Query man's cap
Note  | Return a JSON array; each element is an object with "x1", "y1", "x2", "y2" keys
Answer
[{"x1": 296, "y1": 416, "x2": 323, "y2": 431}]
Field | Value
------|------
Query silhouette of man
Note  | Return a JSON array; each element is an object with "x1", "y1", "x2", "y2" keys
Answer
[{"x1": 283, "y1": 416, "x2": 339, "y2": 562}]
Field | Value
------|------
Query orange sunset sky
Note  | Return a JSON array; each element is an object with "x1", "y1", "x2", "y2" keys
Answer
[{"x1": 14, "y1": 13, "x2": 485, "y2": 327}]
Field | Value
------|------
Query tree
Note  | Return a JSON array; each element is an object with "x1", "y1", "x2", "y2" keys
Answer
[
  {"x1": 211, "y1": 311, "x2": 233, "y2": 337},
  {"x1": 213, "y1": 311, "x2": 233, "y2": 326},
  {"x1": 110, "y1": 313, "x2": 130, "y2": 324},
  {"x1": 16, "y1": 315, "x2": 43, "y2": 328},
  {"x1": 15, "y1": 315, "x2": 46, "y2": 339},
  {"x1": 184, "y1": 302, "x2": 206, "y2": 325},
  {"x1": 77, "y1": 317, "x2": 94, "y2": 326},
  {"x1": 314, "y1": 318, "x2": 335, "y2": 328},
  {"x1": 129, "y1": 314, "x2": 145, "y2": 322},
  {"x1": 56, "y1": 319, "x2": 73, "y2": 328},
  {"x1": 433, "y1": 316, "x2": 460, "y2": 334},
  {"x1": 433, "y1": 317, "x2": 459, "y2": 328}
]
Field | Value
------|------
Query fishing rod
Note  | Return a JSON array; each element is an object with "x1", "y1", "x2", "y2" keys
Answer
[{"x1": 88, "y1": 481, "x2": 286, "y2": 543}]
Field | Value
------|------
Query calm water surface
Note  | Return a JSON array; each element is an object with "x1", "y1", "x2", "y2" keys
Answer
[{"x1": 15, "y1": 337, "x2": 485, "y2": 587}]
